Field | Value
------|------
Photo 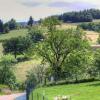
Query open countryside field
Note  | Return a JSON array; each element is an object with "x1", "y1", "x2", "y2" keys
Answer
[
  {"x1": 0, "y1": 29, "x2": 28, "y2": 42},
  {"x1": 30, "y1": 81, "x2": 100, "y2": 100},
  {"x1": 0, "y1": 24, "x2": 99, "y2": 83},
  {"x1": 85, "y1": 31, "x2": 99, "y2": 44},
  {"x1": 59, "y1": 23, "x2": 99, "y2": 44},
  {"x1": 0, "y1": 29, "x2": 40, "y2": 83}
]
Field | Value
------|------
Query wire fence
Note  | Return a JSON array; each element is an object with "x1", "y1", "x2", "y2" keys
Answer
[{"x1": 29, "y1": 92, "x2": 48, "y2": 100}]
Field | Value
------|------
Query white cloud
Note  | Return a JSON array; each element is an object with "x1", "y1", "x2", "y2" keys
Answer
[{"x1": 0, "y1": 0, "x2": 100, "y2": 21}]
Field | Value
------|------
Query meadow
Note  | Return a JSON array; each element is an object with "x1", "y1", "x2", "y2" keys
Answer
[
  {"x1": 0, "y1": 29, "x2": 28, "y2": 42},
  {"x1": 0, "y1": 23, "x2": 99, "y2": 83},
  {"x1": 30, "y1": 81, "x2": 100, "y2": 100}
]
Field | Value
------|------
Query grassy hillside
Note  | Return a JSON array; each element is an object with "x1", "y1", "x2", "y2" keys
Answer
[
  {"x1": 0, "y1": 26, "x2": 99, "y2": 83},
  {"x1": 58, "y1": 23, "x2": 99, "y2": 44},
  {"x1": 85, "y1": 31, "x2": 99, "y2": 44},
  {"x1": 30, "y1": 81, "x2": 100, "y2": 100},
  {"x1": 15, "y1": 59, "x2": 41, "y2": 83},
  {"x1": 0, "y1": 29, "x2": 28, "y2": 42}
]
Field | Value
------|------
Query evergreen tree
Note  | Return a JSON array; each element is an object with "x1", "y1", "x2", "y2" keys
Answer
[
  {"x1": 0, "y1": 19, "x2": 4, "y2": 33},
  {"x1": 8, "y1": 18, "x2": 17, "y2": 30},
  {"x1": 27, "y1": 16, "x2": 34, "y2": 27}
]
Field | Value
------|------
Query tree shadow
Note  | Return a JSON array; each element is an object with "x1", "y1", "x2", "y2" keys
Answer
[
  {"x1": 87, "y1": 82, "x2": 100, "y2": 87},
  {"x1": 15, "y1": 94, "x2": 26, "y2": 100}
]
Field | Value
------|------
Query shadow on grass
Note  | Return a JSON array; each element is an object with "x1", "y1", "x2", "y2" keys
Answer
[{"x1": 87, "y1": 81, "x2": 100, "y2": 87}]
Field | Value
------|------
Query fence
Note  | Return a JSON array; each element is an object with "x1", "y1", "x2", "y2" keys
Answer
[{"x1": 29, "y1": 92, "x2": 48, "y2": 100}]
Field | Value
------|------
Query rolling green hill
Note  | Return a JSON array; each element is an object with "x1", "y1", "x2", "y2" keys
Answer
[{"x1": 0, "y1": 29, "x2": 28, "y2": 42}]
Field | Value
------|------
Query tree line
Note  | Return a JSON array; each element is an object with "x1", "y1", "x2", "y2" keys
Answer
[
  {"x1": 57, "y1": 9, "x2": 100, "y2": 23},
  {"x1": 0, "y1": 16, "x2": 35, "y2": 34},
  {"x1": 78, "y1": 22, "x2": 100, "y2": 32}
]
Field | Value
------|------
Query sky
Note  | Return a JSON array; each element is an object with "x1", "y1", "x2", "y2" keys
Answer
[{"x1": 0, "y1": 0, "x2": 100, "y2": 22}]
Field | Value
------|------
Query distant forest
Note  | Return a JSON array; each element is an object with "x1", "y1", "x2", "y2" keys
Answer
[{"x1": 56, "y1": 9, "x2": 100, "y2": 23}]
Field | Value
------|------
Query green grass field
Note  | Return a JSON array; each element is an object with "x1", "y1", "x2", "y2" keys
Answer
[
  {"x1": 30, "y1": 81, "x2": 100, "y2": 100},
  {"x1": 0, "y1": 29, "x2": 28, "y2": 42}
]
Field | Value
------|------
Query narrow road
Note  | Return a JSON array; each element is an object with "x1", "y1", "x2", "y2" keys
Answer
[{"x1": 0, "y1": 93, "x2": 26, "y2": 100}]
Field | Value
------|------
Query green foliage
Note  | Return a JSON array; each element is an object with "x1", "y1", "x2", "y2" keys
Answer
[
  {"x1": 8, "y1": 18, "x2": 18, "y2": 30},
  {"x1": 58, "y1": 9, "x2": 100, "y2": 23},
  {"x1": 65, "y1": 50, "x2": 94, "y2": 81},
  {"x1": 0, "y1": 55, "x2": 17, "y2": 89},
  {"x1": 0, "y1": 20, "x2": 4, "y2": 33},
  {"x1": 42, "y1": 16, "x2": 61, "y2": 31},
  {"x1": 28, "y1": 16, "x2": 34, "y2": 27},
  {"x1": 26, "y1": 68, "x2": 38, "y2": 87},
  {"x1": 98, "y1": 34, "x2": 100, "y2": 44},
  {"x1": 26, "y1": 64, "x2": 48, "y2": 87},
  {"x1": 3, "y1": 23, "x2": 10, "y2": 33},
  {"x1": 78, "y1": 22, "x2": 100, "y2": 32},
  {"x1": 36, "y1": 28, "x2": 90, "y2": 81},
  {"x1": 28, "y1": 26, "x2": 44, "y2": 43},
  {"x1": 94, "y1": 49, "x2": 100, "y2": 77},
  {"x1": 2, "y1": 36, "x2": 33, "y2": 58}
]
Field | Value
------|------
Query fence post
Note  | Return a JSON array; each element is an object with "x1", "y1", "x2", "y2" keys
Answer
[
  {"x1": 43, "y1": 95, "x2": 45, "y2": 100},
  {"x1": 32, "y1": 93, "x2": 33, "y2": 100},
  {"x1": 37, "y1": 93, "x2": 39, "y2": 100}
]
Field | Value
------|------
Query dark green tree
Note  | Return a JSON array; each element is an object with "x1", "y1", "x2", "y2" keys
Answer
[
  {"x1": 0, "y1": 19, "x2": 4, "y2": 33},
  {"x1": 8, "y1": 18, "x2": 17, "y2": 30},
  {"x1": 3, "y1": 36, "x2": 32, "y2": 58},
  {"x1": 36, "y1": 28, "x2": 89, "y2": 81},
  {"x1": 27, "y1": 16, "x2": 34, "y2": 27},
  {"x1": 4, "y1": 22, "x2": 10, "y2": 33},
  {"x1": 0, "y1": 55, "x2": 16, "y2": 89},
  {"x1": 28, "y1": 26, "x2": 44, "y2": 43}
]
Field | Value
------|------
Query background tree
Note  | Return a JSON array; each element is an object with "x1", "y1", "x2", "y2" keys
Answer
[
  {"x1": 27, "y1": 16, "x2": 34, "y2": 27},
  {"x1": 3, "y1": 36, "x2": 32, "y2": 58},
  {"x1": 65, "y1": 50, "x2": 93, "y2": 82},
  {"x1": 28, "y1": 26, "x2": 44, "y2": 43},
  {"x1": 42, "y1": 16, "x2": 61, "y2": 32},
  {"x1": 0, "y1": 19, "x2": 4, "y2": 33},
  {"x1": 8, "y1": 18, "x2": 17, "y2": 30},
  {"x1": 94, "y1": 49, "x2": 100, "y2": 78},
  {"x1": 3, "y1": 22, "x2": 10, "y2": 33}
]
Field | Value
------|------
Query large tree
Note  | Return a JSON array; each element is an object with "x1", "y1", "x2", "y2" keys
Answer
[
  {"x1": 0, "y1": 19, "x2": 4, "y2": 33},
  {"x1": 65, "y1": 50, "x2": 93, "y2": 82},
  {"x1": 36, "y1": 28, "x2": 89, "y2": 81}
]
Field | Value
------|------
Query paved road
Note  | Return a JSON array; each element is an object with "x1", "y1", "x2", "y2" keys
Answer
[{"x1": 0, "y1": 93, "x2": 26, "y2": 100}]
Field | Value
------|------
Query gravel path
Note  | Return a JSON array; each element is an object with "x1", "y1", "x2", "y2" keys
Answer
[{"x1": 0, "y1": 93, "x2": 26, "y2": 100}]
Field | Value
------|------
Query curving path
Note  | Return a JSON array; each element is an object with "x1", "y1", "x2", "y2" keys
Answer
[{"x1": 0, "y1": 93, "x2": 26, "y2": 100}]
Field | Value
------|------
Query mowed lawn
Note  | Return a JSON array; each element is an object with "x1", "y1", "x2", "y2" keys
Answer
[
  {"x1": 30, "y1": 81, "x2": 100, "y2": 100},
  {"x1": 0, "y1": 29, "x2": 28, "y2": 41}
]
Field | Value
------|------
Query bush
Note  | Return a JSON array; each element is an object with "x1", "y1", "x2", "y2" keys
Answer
[
  {"x1": 28, "y1": 26, "x2": 44, "y2": 43},
  {"x1": 0, "y1": 55, "x2": 17, "y2": 90},
  {"x1": 78, "y1": 22, "x2": 100, "y2": 32},
  {"x1": 2, "y1": 36, "x2": 33, "y2": 58}
]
